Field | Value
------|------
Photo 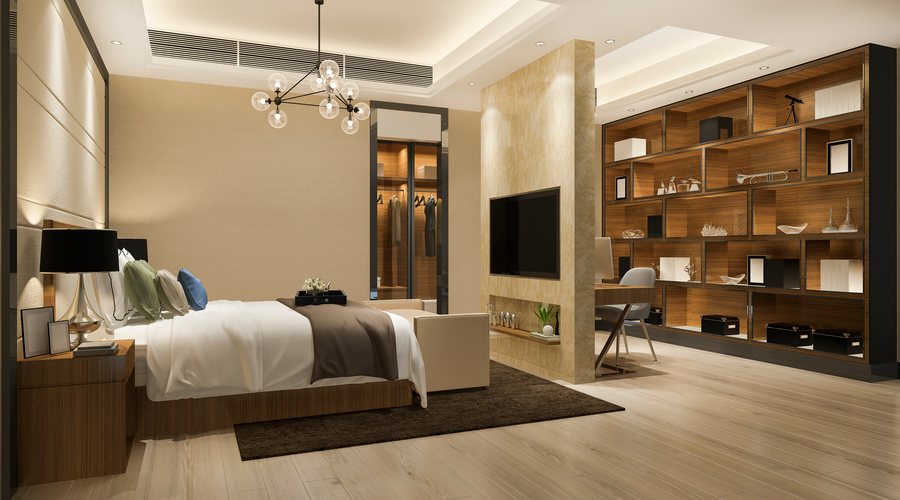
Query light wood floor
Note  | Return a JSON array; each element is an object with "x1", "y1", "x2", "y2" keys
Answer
[{"x1": 14, "y1": 332, "x2": 900, "y2": 500}]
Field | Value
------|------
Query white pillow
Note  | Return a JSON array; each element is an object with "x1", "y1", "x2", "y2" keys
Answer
[{"x1": 155, "y1": 269, "x2": 190, "y2": 315}]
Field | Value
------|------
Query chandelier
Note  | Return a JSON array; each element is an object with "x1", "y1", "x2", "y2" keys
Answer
[{"x1": 250, "y1": 0, "x2": 370, "y2": 134}]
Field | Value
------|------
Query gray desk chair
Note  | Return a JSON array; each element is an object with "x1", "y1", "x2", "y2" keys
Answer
[{"x1": 595, "y1": 267, "x2": 657, "y2": 364}]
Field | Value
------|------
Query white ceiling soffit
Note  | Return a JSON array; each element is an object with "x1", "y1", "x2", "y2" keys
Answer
[{"x1": 594, "y1": 27, "x2": 791, "y2": 123}]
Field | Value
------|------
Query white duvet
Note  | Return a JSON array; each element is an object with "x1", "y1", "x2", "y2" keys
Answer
[{"x1": 138, "y1": 300, "x2": 426, "y2": 407}]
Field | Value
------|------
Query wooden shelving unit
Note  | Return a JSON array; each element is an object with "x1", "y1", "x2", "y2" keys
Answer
[
  {"x1": 490, "y1": 325, "x2": 561, "y2": 345},
  {"x1": 600, "y1": 45, "x2": 897, "y2": 379}
]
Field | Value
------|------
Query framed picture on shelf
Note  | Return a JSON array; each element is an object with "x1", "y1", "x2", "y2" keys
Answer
[
  {"x1": 827, "y1": 139, "x2": 852, "y2": 174},
  {"x1": 48, "y1": 320, "x2": 71, "y2": 355},
  {"x1": 615, "y1": 176, "x2": 628, "y2": 200},
  {"x1": 21, "y1": 306, "x2": 55, "y2": 358},
  {"x1": 747, "y1": 255, "x2": 767, "y2": 286}
]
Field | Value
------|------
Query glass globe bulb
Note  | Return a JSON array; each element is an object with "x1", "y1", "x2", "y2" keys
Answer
[
  {"x1": 324, "y1": 75, "x2": 344, "y2": 95},
  {"x1": 267, "y1": 73, "x2": 288, "y2": 92},
  {"x1": 341, "y1": 115, "x2": 359, "y2": 135},
  {"x1": 341, "y1": 82, "x2": 360, "y2": 101},
  {"x1": 319, "y1": 98, "x2": 340, "y2": 119},
  {"x1": 319, "y1": 60, "x2": 340, "y2": 79},
  {"x1": 353, "y1": 102, "x2": 370, "y2": 120},
  {"x1": 251, "y1": 92, "x2": 270, "y2": 111},
  {"x1": 309, "y1": 74, "x2": 325, "y2": 92},
  {"x1": 268, "y1": 108, "x2": 288, "y2": 128}
]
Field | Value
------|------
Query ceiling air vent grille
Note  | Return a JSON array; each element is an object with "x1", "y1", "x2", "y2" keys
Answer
[
  {"x1": 148, "y1": 29, "x2": 237, "y2": 66},
  {"x1": 345, "y1": 55, "x2": 432, "y2": 88},
  {"x1": 10, "y1": 11, "x2": 16, "y2": 41},
  {"x1": 240, "y1": 41, "x2": 343, "y2": 76}
]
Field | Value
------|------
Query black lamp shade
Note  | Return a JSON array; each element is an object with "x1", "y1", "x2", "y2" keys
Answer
[
  {"x1": 118, "y1": 238, "x2": 148, "y2": 262},
  {"x1": 40, "y1": 229, "x2": 119, "y2": 274}
]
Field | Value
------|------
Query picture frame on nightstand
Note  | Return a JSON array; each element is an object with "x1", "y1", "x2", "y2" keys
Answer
[
  {"x1": 21, "y1": 306, "x2": 54, "y2": 358},
  {"x1": 48, "y1": 320, "x2": 70, "y2": 355}
]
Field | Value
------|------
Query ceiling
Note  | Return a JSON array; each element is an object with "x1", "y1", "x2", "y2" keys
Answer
[{"x1": 77, "y1": 0, "x2": 900, "y2": 125}]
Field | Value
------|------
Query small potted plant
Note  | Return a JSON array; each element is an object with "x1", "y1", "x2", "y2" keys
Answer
[
  {"x1": 534, "y1": 302, "x2": 558, "y2": 336},
  {"x1": 304, "y1": 278, "x2": 330, "y2": 296}
]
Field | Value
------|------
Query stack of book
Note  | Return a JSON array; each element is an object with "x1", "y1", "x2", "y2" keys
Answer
[
  {"x1": 73, "y1": 341, "x2": 119, "y2": 357},
  {"x1": 530, "y1": 331, "x2": 560, "y2": 341}
]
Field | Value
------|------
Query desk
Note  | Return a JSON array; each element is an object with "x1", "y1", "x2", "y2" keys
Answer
[{"x1": 594, "y1": 284, "x2": 656, "y2": 374}]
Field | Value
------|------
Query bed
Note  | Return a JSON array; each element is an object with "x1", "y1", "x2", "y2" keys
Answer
[{"x1": 42, "y1": 220, "x2": 426, "y2": 437}]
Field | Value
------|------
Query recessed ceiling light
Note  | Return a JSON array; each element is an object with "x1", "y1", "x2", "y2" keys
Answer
[
  {"x1": 627, "y1": 109, "x2": 635, "y2": 112},
  {"x1": 759, "y1": 65, "x2": 769, "y2": 70},
  {"x1": 605, "y1": 39, "x2": 615, "y2": 44},
  {"x1": 685, "y1": 90, "x2": 694, "y2": 94},
  {"x1": 111, "y1": 40, "x2": 123, "y2": 45},
  {"x1": 468, "y1": 82, "x2": 476, "y2": 86},
  {"x1": 535, "y1": 41, "x2": 545, "y2": 46}
]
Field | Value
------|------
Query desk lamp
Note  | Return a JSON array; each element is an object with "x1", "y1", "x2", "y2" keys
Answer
[{"x1": 40, "y1": 229, "x2": 118, "y2": 347}]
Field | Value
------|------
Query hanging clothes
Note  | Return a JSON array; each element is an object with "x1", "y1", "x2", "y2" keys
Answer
[
  {"x1": 425, "y1": 195, "x2": 436, "y2": 257},
  {"x1": 388, "y1": 196, "x2": 402, "y2": 247}
]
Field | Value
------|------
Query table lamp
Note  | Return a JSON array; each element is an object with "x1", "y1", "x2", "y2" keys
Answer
[{"x1": 40, "y1": 228, "x2": 118, "y2": 347}]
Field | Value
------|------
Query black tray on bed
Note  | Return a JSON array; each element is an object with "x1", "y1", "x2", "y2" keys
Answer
[{"x1": 295, "y1": 290, "x2": 347, "y2": 306}]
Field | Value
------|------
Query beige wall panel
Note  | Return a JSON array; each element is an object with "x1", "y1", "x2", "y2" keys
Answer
[
  {"x1": 18, "y1": 0, "x2": 106, "y2": 152},
  {"x1": 49, "y1": 0, "x2": 107, "y2": 91},
  {"x1": 481, "y1": 40, "x2": 596, "y2": 383},
  {"x1": 448, "y1": 109, "x2": 481, "y2": 314},
  {"x1": 18, "y1": 56, "x2": 104, "y2": 165},
  {"x1": 109, "y1": 76, "x2": 370, "y2": 303},
  {"x1": 18, "y1": 89, "x2": 106, "y2": 223}
]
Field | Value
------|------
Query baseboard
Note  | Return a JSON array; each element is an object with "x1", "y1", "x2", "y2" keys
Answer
[{"x1": 596, "y1": 319, "x2": 896, "y2": 382}]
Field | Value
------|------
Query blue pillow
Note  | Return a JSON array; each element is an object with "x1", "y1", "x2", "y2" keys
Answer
[{"x1": 178, "y1": 268, "x2": 208, "y2": 311}]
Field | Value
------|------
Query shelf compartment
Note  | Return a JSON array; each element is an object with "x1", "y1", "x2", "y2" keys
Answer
[
  {"x1": 611, "y1": 242, "x2": 631, "y2": 279},
  {"x1": 603, "y1": 112, "x2": 663, "y2": 164},
  {"x1": 413, "y1": 144, "x2": 439, "y2": 180},
  {"x1": 604, "y1": 200, "x2": 663, "y2": 240},
  {"x1": 705, "y1": 130, "x2": 801, "y2": 190},
  {"x1": 751, "y1": 179, "x2": 864, "y2": 236},
  {"x1": 605, "y1": 164, "x2": 631, "y2": 202},
  {"x1": 665, "y1": 286, "x2": 749, "y2": 338},
  {"x1": 806, "y1": 117, "x2": 865, "y2": 177},
  {"x1": 633, "y1": 150, "x2": 702, "y2": 199},
  {"x1": 751, "y1": 293, "x2": 864, "y2": 347},
  {"x1": 705, "y1": 240, "x2": 801, "y2": 286},
  {"x1": 665, "y1": 192, "x2": 748, "y2": 238},
  {"x1": 806, "y1": 239, "x2": 865, "y2": 293},
  {"x1": 633, "y1": 241, "x2": 701, "y2": 282},
  {"x1": 377, "y1": 143, "x2": 409, "y2": 177},
  {"x1": 752, "y1": 52, "x2": 864, "y2": 132},
  {"x1": 665, "y1": 87, "x2": 748, "y2": 150}
]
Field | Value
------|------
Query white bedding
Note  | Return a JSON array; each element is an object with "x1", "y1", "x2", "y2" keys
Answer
[{"x1": 96, "y1": 300, "x2": 427, "y2": 407}]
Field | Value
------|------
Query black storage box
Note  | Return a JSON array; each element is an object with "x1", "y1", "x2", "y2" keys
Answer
[
  {"x1": 701, "y1": 315, "x2": 740, "y2": 335},
  {"x1": 766, "y1": 323, "x2": 813, "y2": 346},
  {"x1": 813, "y1": 329, "x2": 864, "y2": 356},
  {"x1": 699, "y1": 116, "x2": 734, "y2": 143},
  {"x1": 647, "y1": 215, "x2": 663, "y2": 238},
  {"x1": 647, "y1": 308, "x2": 663, "y2": 326},
  {"x1": 763, "y1": 258, "x2": 800, "y2": 289},
  {"x1": 295, "y1": 290, "x2": 347, "y2": 306},
  {"x1": 618, "y1": 256, "x2": 631, "y2": 278}
]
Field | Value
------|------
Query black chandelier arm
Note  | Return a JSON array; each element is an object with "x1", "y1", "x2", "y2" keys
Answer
[
  {"x1": 279, "y1": 67, "x2": 317, "y2": 97},
  {"x1": 333, "y1": 93, "x2": 351, "y2": 108},
  {"x1": 277, "y1": 101, "x2": 321, "y2": 108},
  {"x1": 280, "y1": 89, "x2": 326, "y2": 102}
]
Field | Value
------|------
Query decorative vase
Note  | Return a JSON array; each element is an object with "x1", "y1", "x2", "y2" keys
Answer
[
  {"x1": 838, "y1": 197, "x2": 858, "y2": 233},
  {"x1": 543, "y1": 324, "x2": 554, "y2": 336},
  {"x1": 822, "y1": 207, "x2": 839, "y2": 233}
]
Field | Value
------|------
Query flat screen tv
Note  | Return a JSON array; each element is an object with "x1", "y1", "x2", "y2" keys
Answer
[{"x1": 490, "y1": 188, "x2": 560, "y2": 279}]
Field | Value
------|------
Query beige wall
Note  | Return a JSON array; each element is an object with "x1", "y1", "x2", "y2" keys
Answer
[
  {"x1": 481, "y1": 40, "x2": 596, "y2": 384},
  {"x1": 448, "y1": 109, "x2": 481, "y2": 314},
  {"x1": 16, "y1": 0, "x2": 107, "y2": 357}
]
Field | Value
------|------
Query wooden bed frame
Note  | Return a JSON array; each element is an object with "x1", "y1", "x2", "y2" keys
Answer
[{"x1": 41, "y1": 220, "x2": 416, "y2": 437}]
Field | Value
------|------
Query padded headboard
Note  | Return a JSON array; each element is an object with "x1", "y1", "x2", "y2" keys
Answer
[{"x1": 41, "y1": 219, "x2": 91, "y2": 309}]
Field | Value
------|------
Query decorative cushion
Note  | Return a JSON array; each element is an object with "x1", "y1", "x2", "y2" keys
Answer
[
  {"x1": 123, "y1": 260, "x2": 161, "y2": 321},
  {"x1": 178, "y1": 268, "x2": 208, "y2": 311},
  {"x1": 155, "y1": 269, "x2": 190, "y2": 315}
]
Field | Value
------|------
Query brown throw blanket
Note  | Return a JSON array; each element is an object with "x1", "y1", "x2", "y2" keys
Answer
[{"x1": 276, "y1": 299, "x2": 399, "y2": 383}]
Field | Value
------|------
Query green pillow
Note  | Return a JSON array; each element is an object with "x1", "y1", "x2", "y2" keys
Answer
[{"x1": 123, "y1": 260, "x2": 161, "y2": 321}]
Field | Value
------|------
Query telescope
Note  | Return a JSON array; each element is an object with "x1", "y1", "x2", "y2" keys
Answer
[{"x1": 785, "y1": 94, "x2": 804, "y2": 104}]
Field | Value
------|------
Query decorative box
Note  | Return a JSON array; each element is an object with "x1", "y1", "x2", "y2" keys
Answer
[
  {"x1": 614, "y1": 138, "x2": 646, "y2": 161},
  {"x1": 815, "y1": 80, "x2": 861, "y2": 119},
  {"x1": 295, "y1": 290, "x2": 347, "y2": 306},
  {"x1": 766, "y1": 323, "x2": 813, "y2": 347},
  {"x1": 763, "y1": 258, "x2": 800, "y2": 289},
  {"x1": 618, "y1": 256, "x2": 631, "y2": 279},
  {"x1": 701, "y1": 315, "x2": 739, "y2": 335},
  {"x1": 699, "y1": 116, "x2": 734, "y2": 143},
  {"x1": 416, "y1": 165, "x2": 437, "y2": 180},
  {"x1": 647, "y1": 215, "x2": 663, "y2": 239},
  {"x1": 820, "y1": 259, "x2": 863, "y2": 293},
  {"x1": 813, "y1": 329, "x2": 863, "y2": 356},
  {"x1": 377, "y1": 162, "x2": 385, "y2": 177},
  {"x1": 647, "y1": 308, "x2": 662, "y2": 326}
]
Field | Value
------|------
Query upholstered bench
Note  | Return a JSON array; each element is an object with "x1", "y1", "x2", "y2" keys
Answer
[{"x1": 363, "y1": 299, "x2": 489, "y2": 392}]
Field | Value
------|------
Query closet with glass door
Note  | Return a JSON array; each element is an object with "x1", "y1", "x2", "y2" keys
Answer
[{"x1": 374, "y1": 140, "x2": 444, "y2": 309}]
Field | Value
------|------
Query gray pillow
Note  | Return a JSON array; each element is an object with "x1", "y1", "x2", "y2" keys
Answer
[{"x1": 155, "y1": 269, "x2": 190, "y2": 315}]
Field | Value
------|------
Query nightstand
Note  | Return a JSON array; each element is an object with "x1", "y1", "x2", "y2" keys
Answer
[{"x1": 17, "y1": 339, "x2": 135, "y2": 485}]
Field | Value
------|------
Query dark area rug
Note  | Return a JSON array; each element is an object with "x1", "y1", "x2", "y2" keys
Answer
[{"x1": 233, "y1": 360, "x2": 624, "y2": 460}]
